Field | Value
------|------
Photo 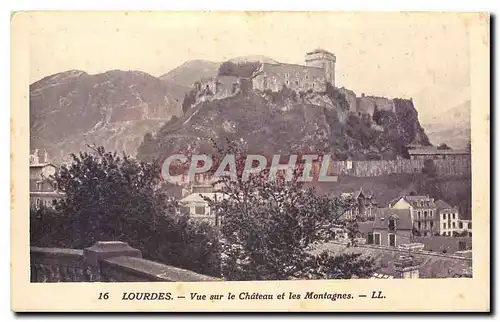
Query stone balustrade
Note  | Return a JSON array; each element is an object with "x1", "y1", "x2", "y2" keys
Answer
[{"x1": 30, "y1": 241, "x2": 221, "y2": 282}]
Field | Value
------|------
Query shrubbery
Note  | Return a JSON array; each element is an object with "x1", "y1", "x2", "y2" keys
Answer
[
  {"x1": 30, "y1": 146, "x2": 221, "y2": 277},
  {"x1": 218, "y1": 61, "x2": 261, "y2": 78},
  {"x1": 204, "y1": 140, "x2": 376, "y2": 280}
]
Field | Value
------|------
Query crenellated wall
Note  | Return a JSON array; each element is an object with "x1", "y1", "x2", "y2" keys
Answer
[{"x1": 30, "y1": 241, "x2": 221, "y2": 283}]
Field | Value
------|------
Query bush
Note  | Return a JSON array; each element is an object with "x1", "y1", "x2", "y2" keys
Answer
[
  {"x1": 30, "y1": 146, "x2": 222, "y2": 277},
  {"x1": 218, "y1": 61, "x2": 261, "y2": 78}
]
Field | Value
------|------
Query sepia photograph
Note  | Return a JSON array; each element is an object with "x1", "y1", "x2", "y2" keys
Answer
[{"x1": 11, "y1": 11, "x2": 490, "y2": 312}]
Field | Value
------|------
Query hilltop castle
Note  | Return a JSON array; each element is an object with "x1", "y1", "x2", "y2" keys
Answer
[
  {"x1": 192, "y1": 48, "x2": 399, "y2": 116},
  {"x1": 252, "y1": 48, "x2": 336, "y2": 92}
]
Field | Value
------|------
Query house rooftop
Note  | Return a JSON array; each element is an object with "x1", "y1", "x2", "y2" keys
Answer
[
  {"x1": 390, "y1": 195, "x2": 436, "y2": 209},
  {"x1": 435, "y1": 199, "x2": 457, "y2": 211},
  {"x1": 29, "y1": 162, "x2": 57, "y2": 169},
  {"x1": 180, "y1": 192, "x2": 228, "y2": 203},
  {"x1": 313, "y1": 242, "x2": 472, "y2": 278},
  {"x1": 373, "y1": 208, "x2": 413, "y2": 230}
]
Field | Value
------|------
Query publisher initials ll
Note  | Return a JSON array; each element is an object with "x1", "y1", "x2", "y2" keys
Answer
[{"x1": 371, "y1": 291, "x2": 385, "y2": 299}]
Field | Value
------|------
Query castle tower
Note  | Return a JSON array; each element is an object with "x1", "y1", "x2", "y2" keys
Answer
[{"x1": 305, "y1": 49, "x2": 336, "y2": 86}]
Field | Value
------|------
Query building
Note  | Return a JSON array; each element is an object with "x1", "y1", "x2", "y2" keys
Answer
[
  {"x1": 29, "y1": 149, "x2": 64, "y2": 209},
  {"x1": 356, "y1": 93, "x2": 396, "y2": 116},
  {"x1": 390, "y1": 194, "x2": 469, "y2": 237},
  {"x1": 195, "y1": 75, "x2": 242, "y2": 101},
  {"x1": 390, "y1": 195, "x2": 438, "y2": 236},
  {"x1": 436, "y1": 199, "x2": 460, "y2": 236},
  {"x1": 179, "y1": 192, "x2": 227, "y2": 225},
  {"x1": 340, "y1": 187, "x2": 377, "y2": 220},
  {"x1": 367, "y1": 208, "x2": 413, "y2": 247},
  {"x1": 321, "y1": 242, "x2": 472, "y2": 278},
  {"x1": 392, "y1": 255, "x2": 420, "y2": 279},
  {"x1": 408, "y1": 147, "x2": 470, "y2": 160},
  {"x1": 251, "y1": 49, "x2": 336, "y2": 93},
  {"x1": 186, "y1": 49, "x2": 398, "y2": 119},
  {"x1": 413, "y1": 236, "x2": 472, "y2": 254},
  {"x1": 457, "y1": 219, "x2": 472, "y2": 236}
]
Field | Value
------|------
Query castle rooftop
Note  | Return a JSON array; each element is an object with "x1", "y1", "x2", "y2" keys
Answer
[{"x1": 306, "y1": 48, "x2": 335, "y2": 55}]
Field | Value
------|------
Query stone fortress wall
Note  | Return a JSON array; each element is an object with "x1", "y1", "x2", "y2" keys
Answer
[{"x1": 191, "y1": 49, "x2": 403, "y2": 118}]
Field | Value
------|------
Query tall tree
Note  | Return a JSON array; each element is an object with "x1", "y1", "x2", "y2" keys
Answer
[
  {"x1": 30, "y1": 145, "x2": 222, "y2": 276},
  {"x1": 204, "y1": 139, "x2": 376, "y2": 280}
]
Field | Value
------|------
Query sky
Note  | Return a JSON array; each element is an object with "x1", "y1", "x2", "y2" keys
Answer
[{"x1": 27, "y1": 11, "x2": 471, "y2": 123}]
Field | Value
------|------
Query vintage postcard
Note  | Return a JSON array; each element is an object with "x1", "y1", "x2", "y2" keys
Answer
[{"x1": 11, "y1": 11, "x2": 490, "y2": 312}]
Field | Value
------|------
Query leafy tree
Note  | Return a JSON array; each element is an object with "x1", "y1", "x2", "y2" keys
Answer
[
  {"x1": 422, "y1": 159, "x2": 437, "y2": 178},
  {"x1": 30, "y1": 145, "x2": 221, "y2": 276},
  {"x1": 218, "y1": 61, "x2": 261, "y2": 78},
  {"x1": 204, "y1": 139, "x2": 376, "y2": 280},
  {"x1": 182, "y1": 89, "x2": 197, "y2": 114}
]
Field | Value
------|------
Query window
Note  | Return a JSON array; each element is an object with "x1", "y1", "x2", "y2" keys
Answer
[
  {"x1": 459, "y1": 222, "x2": 463, "y2": 229},
  {"x1": 452, "y1": 222, "x2": 456, "y2": 228},
  {"x1": 388, "y1": 219, "x2": 396, "y2": 231},
  {"x1": 312, "y1": 83, "x2": 315, "y2": 88},
  {"x1": 367, "y1": 233, "x2": 374, "y2": 244},
  {"x1": 442, "y1": 213, "x2": 446, "y2": 220},
  {"x1": 417, "y1": 211, "x2": 421, "y2": 219},
  {"x1": 35, "y1": 198, "x2": 42, "y2": 209},
  {"x1": 374, "y1": 233, "x2": 381, "y2": 245},
  {"x1": 459, "y1": 241, "x2": 466, "y2": 251},
  {"x1": 285, "y1": 80, "x2": 289, "y2": 85},
  {"x1": 388, "y1": 234, "x2": 396, "y2": 247},
  {"x1": 424, "y1": 211, "x2": 427, "y2": 218},
  {"x1": 295, "y1": 80, "x2": 299, "y2": 86},
  {"x1": 284, "y1": 73, "x2": 289, "y2": 78},
  {"x1": 418, "y1": 222, "x2": 421, "y2": 229},
  {"x1": 452, "y1": 213, "x2": 456, "y2": 219},
  {"x1": 468, "y1": 223, "x2": 472, "y2": 229},
  {"x1": 194, "y1": 206, "x2": 205, "y2": 215},
  {"x1": 305, "y1": 75, "x2": 309, "y2": 80},
  {"x1": 443, "y1": 223, "x2": 447, "y2": 229},
  {"x1": 447, "y1": 213, "x2": 450, "y2": 220}
]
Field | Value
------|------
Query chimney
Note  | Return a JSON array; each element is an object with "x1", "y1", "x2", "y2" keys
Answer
[
  {"x1": 32, "y1": 149, "x2": 40, "y2": 164},
  {"x1": 393, "y1": 255, "x2": 420, "y2": 279},
  {"x1": 44, "y1": 149, "x2": 50, "y2": 163}
]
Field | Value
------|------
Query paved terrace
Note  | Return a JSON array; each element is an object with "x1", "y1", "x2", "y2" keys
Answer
[{"x1": 313, "y1": 242, "x2": 472, "y2": 278}]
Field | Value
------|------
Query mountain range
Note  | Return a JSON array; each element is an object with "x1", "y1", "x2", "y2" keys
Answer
[
  {"x1": 30, "y1": 69, "x2": 181, "y2": 163},
  {"x1": 422, "y1": 100, "x2": 471, "y2": 149},
  {"x1": 29, "y1": 55, "x2": 468, "y2": 164}
]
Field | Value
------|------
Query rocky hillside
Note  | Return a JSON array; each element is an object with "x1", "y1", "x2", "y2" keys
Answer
[
  {"x1": 137, "y1": 84, "x2": 431, "y2": 163},
  {"x1": 30, "y1": 70, "x2": 181, "y2": 163}
]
